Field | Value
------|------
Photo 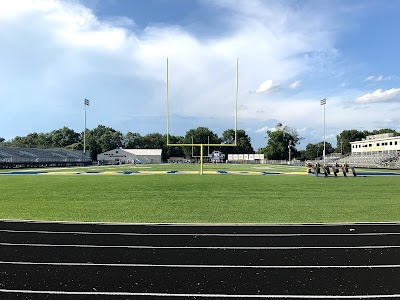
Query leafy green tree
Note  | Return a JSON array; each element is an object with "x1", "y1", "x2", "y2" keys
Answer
[
  {"x1": 65, "y1": 143, "x2": 83, "y2": 150},
  {"x1": 23, "y1": 133, "x2": 40, "y2": 147},
  {"x1": 304, "y1": 142, "x2": 335, "y2": 160},
  {"x1": 183, "y1": 127, "x2": 220, "y2": 157},
  {"x1": 10, "y1": 136, "x2": 24, "y2": 147},
  {"x1": 260, "y1": 123, "x2": 301, "y2": 160},
  {"x1": 163, "y1": 135, "x2": 185, "y2": 160},
  {"x1": 221, "y1": 129, "x2": 254, "y2": 154},
  {"x1": 141, "y1": 133, "x2": 164, "y2": 149},
  {"x1": 9, "y1": 132, "x2": 50, "y2": 148},
  {"x1": 38, "y1": 133, "x2": 52, "y2": 148},
  {"x1": 50, "y1": 127, "x2": 80, "y2": 148},
  {"x1": 86, "y1": 125, "x2": 123, "y2": 160},
  {"x1": 336, "y1": 129, "x2": 366, "y2": 154},
  {"x1": 297, "y1": 150, "x2": 307, "y2": 161},
  {"x1": 367, "y1": 128, "x2": 400, "y2": 136},
  {"x1": 0, "y1": 137, "x2": 5, "y2": 143},
  {"x1": 123, "y1": 132, "x2": 144, "y2": 149}
]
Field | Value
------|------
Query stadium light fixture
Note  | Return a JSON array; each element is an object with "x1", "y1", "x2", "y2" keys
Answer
[{"x1": 340, "y1": 136, "x2": 344, "y2": 156}]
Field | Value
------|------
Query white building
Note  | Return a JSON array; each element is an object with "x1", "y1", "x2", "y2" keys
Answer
[
  {"x1": 97, "y1": 149, "x2": 162, "y2": 164},
  {"x1": 351, "y1": 133, "x2": 400, "y2": 154}
]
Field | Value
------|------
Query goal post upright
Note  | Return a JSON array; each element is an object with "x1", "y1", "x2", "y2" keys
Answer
[
  {"x1": 166, "y1": 57, "x2": 239, "y2": 174},
  {"x1": 166, "y1": 57, "x2": 170, "y2": 146},
  {"x1": 234, "y1": 57, "x2": 238, "y2": 147}
]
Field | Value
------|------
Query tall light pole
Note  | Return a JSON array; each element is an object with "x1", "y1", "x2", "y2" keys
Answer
[
  {"x1": 84, "y1": 98, "x2": 90, "y2": 155},
  {"x1": 320, "y1": 98, "x2": 326, "y2": 162},
  {"x1": 340, "y1": 135, "x2": 343, "y2": 157}
]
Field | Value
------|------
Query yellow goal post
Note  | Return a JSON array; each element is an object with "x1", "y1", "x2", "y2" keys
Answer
[{"x1": 165, "y1": 58, "x2": 239, "y2": 175}]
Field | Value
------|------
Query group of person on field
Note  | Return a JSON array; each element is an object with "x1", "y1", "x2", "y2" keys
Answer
[{"x1": 307, "y1": 162, "x2": 356, "y2": 177}]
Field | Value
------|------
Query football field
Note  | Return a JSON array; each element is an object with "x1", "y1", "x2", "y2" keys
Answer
[{"x1": 1, "y1": 163, "x2": 399, "y2": 223}]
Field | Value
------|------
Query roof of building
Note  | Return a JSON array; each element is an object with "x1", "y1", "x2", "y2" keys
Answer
[{"x1": 350, "y1": 136, "x2": 400, "y2": 144}]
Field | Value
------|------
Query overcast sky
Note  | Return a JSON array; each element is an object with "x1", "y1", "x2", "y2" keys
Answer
[{"x1": 1, "y1": 0, "x2": 400, "y2": 150}]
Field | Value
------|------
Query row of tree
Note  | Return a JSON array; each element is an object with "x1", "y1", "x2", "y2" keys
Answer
[
  {"x1": 1, "y1": 125, "x2": 398, "y2": 161},
  {"x1": 0, "y1": 126, "x2": 254, "y2": 161}
]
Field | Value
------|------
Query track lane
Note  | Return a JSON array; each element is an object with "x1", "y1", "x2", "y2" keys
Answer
[
  {"x1": 1, "y1": 220, "x2": 400, "y2": 234},
  {"x1": 1, "y1": 263, "x2": 400, "y2": 295},
  {"x1": 1, "y1": 221, "x2": 400, "y2": 299},
  {"x1": 1, "y1": 246, "x2": 400, "y2": 266},
  {"x1": 1, "y1": 231, "x2": 399, "y2": 247}
]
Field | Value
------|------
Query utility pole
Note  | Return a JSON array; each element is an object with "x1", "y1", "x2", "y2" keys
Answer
[{"x1": 288, "y1": 140, "x2": 293, "y2": 165}]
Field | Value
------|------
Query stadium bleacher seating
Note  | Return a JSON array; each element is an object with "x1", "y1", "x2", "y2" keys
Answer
[
  {"x1": 334, "y1": 152, "x2": 399, "y2": 168},
  {"x1": 0, "y1": 147, "x2": 91, "y2": 168},
  {"x1": 313, "y1": 152, "x2": 400, "y2": 169}
]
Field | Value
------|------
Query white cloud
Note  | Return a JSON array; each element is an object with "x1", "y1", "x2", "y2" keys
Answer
[
  {"x1": 1, "y1": 0, "x2": 398, "y2": 151},
  {"x1": 256, "y1": 80, "x2": 280, "y2": 93},
  {"x1": 325, "y1": 133, "x2": 336, "y2": 139},
  {"x1": 289, "y1": 80, "x2": 301, "y2": 89},
  {"x1": 256, "y1": 124, "x2": 288, "y2": 133},
  {"x1": 364, "y1": 75, "x2": 392, "y2": 82},
  {"x1": 0, "y1": 0, "x2": 340, "y2": 124},
  {"x1": 256, "y1": 126, "x2": 273, "y2": 133},
  {"x1": 297, "y1": 127, "x2": 307, "y2": 133},
  {"x1": 356, "y1": 88, "x2": 400, "y2": 104},
  {"x1": 376, "y1": 75, "x2": 386, "y2": 81},
  {"x1": 364, "y1": 75, "x2": 374, "y2": 81}
]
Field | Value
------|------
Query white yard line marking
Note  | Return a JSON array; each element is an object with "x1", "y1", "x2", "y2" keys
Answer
[
  {"x1": 0, "y1": 289, "x2": 399, "y2": 298},
  {"x1": 1, "y1": 229, "x2": 400, "y2": 236},
  {"x1": 1, "y1": 242, "x2": 400, "y2": 250},
  {"x1": 1, "y1": 261, "x2": 400, "y2": 268}
]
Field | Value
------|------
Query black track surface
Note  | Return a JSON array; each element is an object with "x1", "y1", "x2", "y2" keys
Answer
[{"x1": 1, "y1": 220, "x2": 399, "y2": 299}]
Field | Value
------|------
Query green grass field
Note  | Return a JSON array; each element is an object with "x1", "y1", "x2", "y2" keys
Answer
[{"x1": 1, "y1": 164, "x2": 399, "y2": 223}]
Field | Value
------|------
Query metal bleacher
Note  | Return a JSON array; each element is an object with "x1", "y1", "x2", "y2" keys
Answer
[
  {"x1": 336, "y1": 152, "x2": 400, "y2": 168},
  {"x1": 313, "y1": 151, "x2": 400, "y2": 169},
  {"x1": 0, "y1": 147, "x2": 91, "y2": 168}
]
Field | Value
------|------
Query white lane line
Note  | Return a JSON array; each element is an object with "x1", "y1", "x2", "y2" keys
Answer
[
  {"x1": 1, "y1": 242, "x2": 400, "y2": 250},
  {"x1": 1, "y1": 229, "x2": 400, "y2": 236},
  {"x1": 1, "y1": 261, "x2": 400, "y2": 269},
  {"x1": 0, "y1": 289, "x2": 399, "y2": 298}
]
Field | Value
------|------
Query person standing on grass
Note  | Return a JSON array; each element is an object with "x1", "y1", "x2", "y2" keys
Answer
[
  {"x1": 323, "y1": 163, "x2": 330, "y2": 177},
  {"x1": 333, "y1": 162, "x2": 339, "y2": 177},
  {"x1": 351, "y1": 166, "x2": 357, "y2": 176},
  {"x1": 314, "y1": 162, "x2": 320, "y2": 176},
  {"x1": 305, "y1": 161, "x2": 311, "y2": 173},
  {"x1": 341, "y1": 163, "x2": 347, "y2": 177}
]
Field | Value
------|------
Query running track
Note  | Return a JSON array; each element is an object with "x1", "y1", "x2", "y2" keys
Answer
[{"x1": 1, "y1": 220, "x2": 400, "y2": 299}]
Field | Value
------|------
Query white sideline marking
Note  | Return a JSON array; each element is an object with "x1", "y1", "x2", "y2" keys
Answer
[
  {"x1": 1, "y1": 229, "x2": 400, "y2": 236},
  {"x1": 1, "y1": 261, "x2": 400, "y2": 269},
  {"x1": 1, "y1": 242, "x2": 400, "y2": 250},
  {"x1": 0, "y1": 289, "x2": 399, "y2": 298},
  {"x1": 1, "y1": 219, "x2": 399, "y2": 226}
]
